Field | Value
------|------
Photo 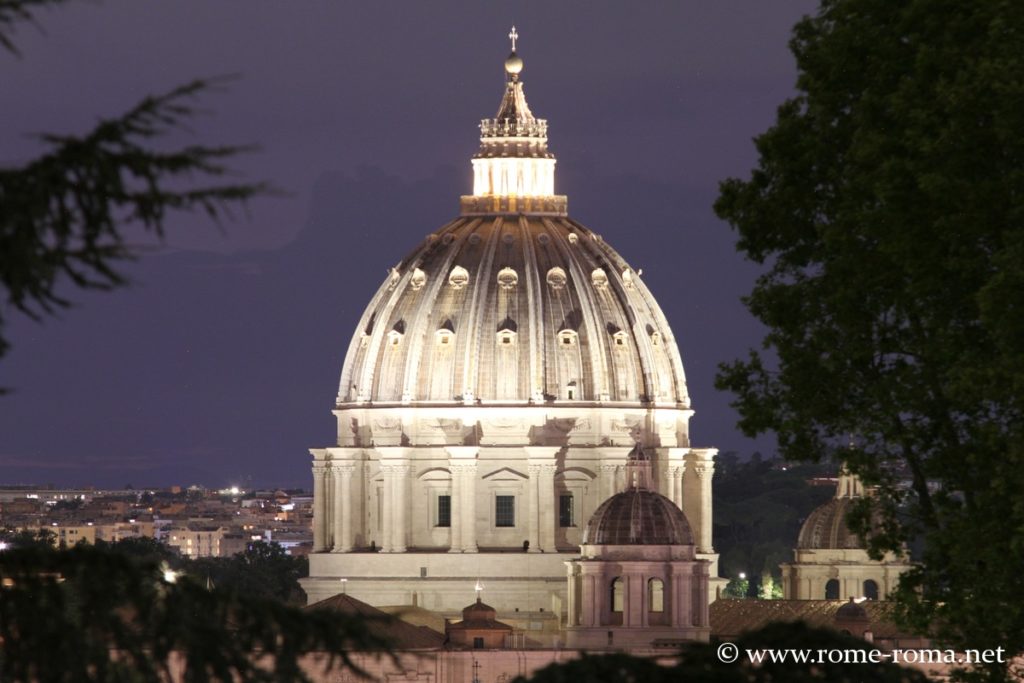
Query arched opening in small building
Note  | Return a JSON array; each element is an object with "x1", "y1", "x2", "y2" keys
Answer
[
  {"x1": 863, "y1": 579, "x2": 879, "y2": 601},
  {"x1": 648, "y1": 578, "x2": 667, "y2": 625},
  {"x1": 610, "y1": 577, "x2": 624, "y2": 625},
  {"x1": 825, "y1": 579, "x2": 840, "y2": 600}
]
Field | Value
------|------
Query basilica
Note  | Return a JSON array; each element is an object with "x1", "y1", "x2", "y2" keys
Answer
[{"x1": 301, "y1": 30, "x2": 720, "y2": 646}]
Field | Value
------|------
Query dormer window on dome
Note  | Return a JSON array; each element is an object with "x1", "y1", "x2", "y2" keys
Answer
[
  {"x1": 387, "y1": 329, "x2": 403, "y2": 347},
  {"x1": 497, "y1": 267, "x2": 518, "y2": 290},
  {"x1": 546, "y1": 267, "x2": 567, "y2": 290},
  {"x1": 557, "y1": 329, "x2": 578, "y2": 347},
  {"x1": 448, "y1": 266, "x2": 469, "y2": 289},
  {"x1": 612, "y1": 330, "x2": 628, "y2": 348},
  {"x1": 410, "y1": 268, "x2": 427, "y2": 291},
  {"x1": 622, "y1": 269, "x2": 635, "y2": 290}
]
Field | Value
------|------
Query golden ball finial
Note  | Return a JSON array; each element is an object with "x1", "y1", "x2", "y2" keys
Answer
[{"x1": 505, "y1": 52, "x2": 523, "y2": 75}]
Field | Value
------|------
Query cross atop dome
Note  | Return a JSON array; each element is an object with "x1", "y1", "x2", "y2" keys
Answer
[{"x1": 508, "y1": 25, "x2": 518, "y2": 52}]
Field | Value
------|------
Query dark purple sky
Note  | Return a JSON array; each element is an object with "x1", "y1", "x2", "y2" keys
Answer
[{"x1": 0, "y1": 1, "x2": 816, "y2": 488}]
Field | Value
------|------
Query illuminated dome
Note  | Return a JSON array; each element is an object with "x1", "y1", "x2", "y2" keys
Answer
[
  {"x1": 797, "y1": 498, "x2": 865, "y2": 550},
  {"x1": 336, "y1": 41, "x2": 689, "y2": 407},
  {"x1": 797, "y1": 471, "x2": 879, "y2": 550},
  {"x1": 306, "y1": 29, "x2": 721, "y2": 616},
  {"x1": 337, "y1": 215, "x2": 689, "y2": 405},
  {"x1": 583, "y1": 490, "x2": 693, "y2": 546}
]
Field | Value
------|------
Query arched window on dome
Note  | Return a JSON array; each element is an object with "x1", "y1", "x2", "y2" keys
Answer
[
  {"x1": 648, "y1": 578, "x2": 664, "y2": 613},
  {"x1": 546, "y1": 267, "x2": 567, "y2": 290},
  {"x1": 410, "y1": 268, "x2": 427, "y2": 291},
  {"x1": 448, "y1": 266, "x2": 469, "y2": 290},
  {"x1": 863, "y1": 579, "x2": 879, "y2": 601},
  {"x1": 497, "y1": 267, "x2": 518, "y2": 290},
  {"x1": 387, "y1": 330, "x2": 403, "y2": 347},
  {"x1": 565, "y1": 380, "x2": 578, "y2": 401},
  {"x1": 825, "y1": 579, "x2": 840, "y2": 600},
  {"x1": 610, "y1": 577, "x2": 624, "y2": 613}
]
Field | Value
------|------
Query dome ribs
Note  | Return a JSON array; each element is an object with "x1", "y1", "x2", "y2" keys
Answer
[
  {"x1": 460, "y1": 217, "x2": 503, "y2": 403},
  {"x1": 543, "y1": 217, "x2": 607, "y2": 402},
  {"x1": 337, "y1": 269, "x2": 394, "y2": 404},
  {"x1": 518, "y1": 215, "x2": 545, "y2": 404},
  {"x1": 399, "y1": 219, "x2": 476, "y2": 403},
  {"x1": 337, "y1": 214, "x2": 690, "y2": 408}
]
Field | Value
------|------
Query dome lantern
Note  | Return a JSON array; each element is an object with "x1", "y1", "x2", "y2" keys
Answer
[{"x1": 462, "y1": 28, "x2": 567, "y2": 216}]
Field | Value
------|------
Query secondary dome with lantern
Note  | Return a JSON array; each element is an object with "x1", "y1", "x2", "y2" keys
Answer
[
  {"x1": 335, "y1": 34, "x2": 689, "y2": 408},
  {"x1": 797, "y1": 469, "x2": 882, "y2": 550},
  {"x1": 583, "y1": 490, "x2": 694, "y2": 546},
  {"x1": 582, "y1": 445, "x2": 694, "y2": 546}
]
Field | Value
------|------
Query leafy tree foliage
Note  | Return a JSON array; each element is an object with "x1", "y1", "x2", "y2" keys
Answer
[
  {"x1": 0, "y1": 527, "x2": 57, "y2": 550},
  {"x1": 714, "y1": 0, "x2": 1024, "y2": 676},
  {"x1": 102, "y1": 536, "x2": 183, "y2": 568},
  {"x1": 519, "y1": 622, "x2": 930, "y2": 683},
  {"x1": 188, "y1": 541, "x2": 308, "y2": 604},
  {"x1": 713, "y1": 452, "x2": 832, "y2": 592},
  {"x1": 0, "y1": 543, "x2": 392, "y2": 682},
  {"x1": 721, "y1": 577, "x2": 750, "y2": 600},
  {"x1": 0, "y1": 2, "x2": 266, "y2": 362}
]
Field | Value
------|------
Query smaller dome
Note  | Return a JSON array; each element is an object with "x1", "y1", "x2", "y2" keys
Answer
[
  {"x1": 583, "y1": 489, "x2": 693, "y2": 546},
  {"x1": 504, "y1": 52, "x2": 523, "y2": 75},
  {"x1": 836, "y1": 598, "x2": 868, "y2": 620},
  {"x1": 797, "y1": 497, "x2": 878, "y2": 550}
]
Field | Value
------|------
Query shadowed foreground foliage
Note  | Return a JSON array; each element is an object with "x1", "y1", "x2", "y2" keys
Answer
[
  {"x1": 518, "y1": 622, "x2": 931, "y2": 683},
  {"x1": 0, "y1": 543, "x2": 392, "y2": 682},
  {"x1": 713, "y1": 0, "x2": 1024, "y2": 679}
]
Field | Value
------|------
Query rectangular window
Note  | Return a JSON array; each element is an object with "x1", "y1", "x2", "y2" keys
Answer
[
  {"x1": 559, "y1": 494, "x2": 574, "y2": 527},
  {"x1": 495, "y1": 495, "x2": 515, "y2": 527},
  {"x1": 473, "y1": 637, "x2": 485, "y2": 649},
  {"x1": 437, "y1": 494, "x2": 451, "y2": 528}
]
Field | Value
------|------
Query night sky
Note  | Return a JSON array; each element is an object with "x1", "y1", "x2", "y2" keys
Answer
[{"x1": 0, "y1": 1, "x2": 817, "y2": 489}]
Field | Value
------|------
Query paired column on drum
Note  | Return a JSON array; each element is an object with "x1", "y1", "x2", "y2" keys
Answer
[
  {"x1": 311, "y1": 460, "x2": 329, "y2": 552},
  {"x1": 331, "y1": 462, "x2": 355, "y2": 552},
  {"x1": 378, "y1": 447, "x2": 411, "y2": 553},
  {"x1": 664, "y1": 447, "x2": 688, "y2": 510},
  {"x1": 597, "y1": 447, "x2": 631, "y2": 503},
  {"x1": 312, "y1": 448, "x2": 363, "y2": 553},
  {"x1": 683, "y1": 448, "x2": 717, "y2": 554},
  {"x1": 446, "y1": 446, "x2": 479, "y2": 553},
  {"x1": 525, "y1": 446, "x2": 559, "y2": 552}
]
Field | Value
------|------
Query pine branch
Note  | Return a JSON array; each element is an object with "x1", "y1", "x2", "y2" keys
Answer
[
  {"x1": 0, "y1": 0, "x2": 71, "y2": 55},
  {"x1": 0, "y1": 77, "x2": 270, "y2": 360}
]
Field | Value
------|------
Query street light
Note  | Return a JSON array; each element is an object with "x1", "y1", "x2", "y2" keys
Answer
[{"x1": 739, "y1": 572, "x2": 746, "y2": 580}]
